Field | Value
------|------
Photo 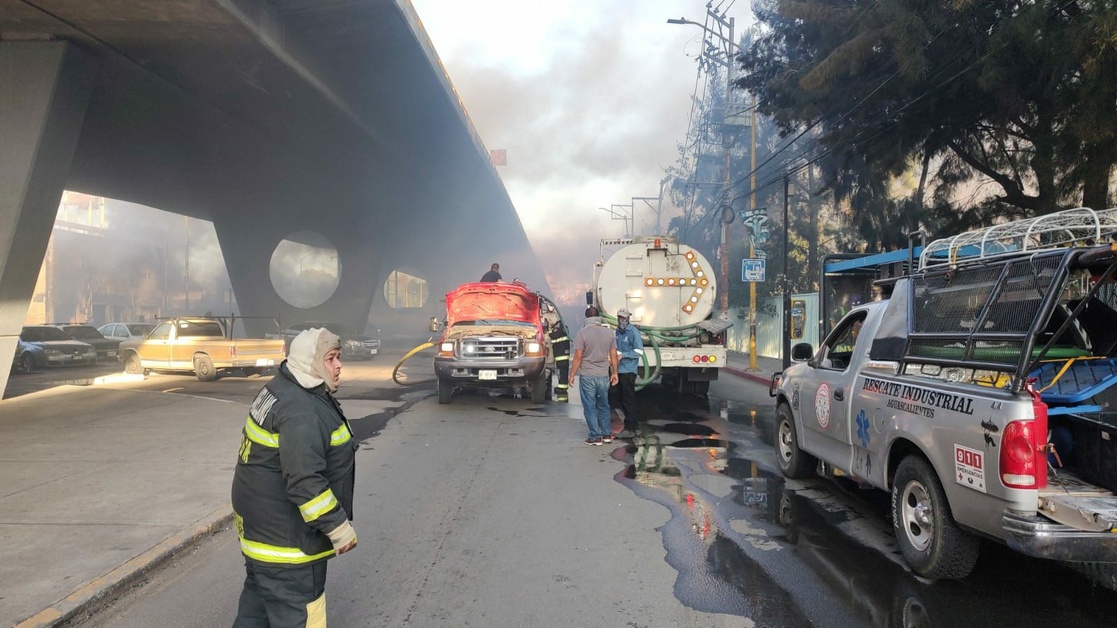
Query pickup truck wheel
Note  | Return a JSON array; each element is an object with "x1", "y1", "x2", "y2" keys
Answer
[
  {"x1": 194, "y1": 355, "x2": 218, "y2": 382},
  {"x1": 437, "y1": 378, "x2": 452, "y2": 404},
  {"x1": 891, "y1": 456, "x2": 979, "y2": 580},
  {"x1": 124, "y1": 353, "x2": 143, "y2": 375},
  {"x1": 775, "y1": 403, "x2": 816, "y2": 479}
]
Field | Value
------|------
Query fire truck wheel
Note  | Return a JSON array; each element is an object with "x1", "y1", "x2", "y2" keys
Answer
[
  {"x1": 891, "y1": 455, "x2": 979, "y2": 580},
  {"x1": 530, "y1": 371, "x2": 547, "y2": 404},
  {"x1": 437, "y1": 378, "x2": 452, "y2": 404},
  {"x1": 775, "y1": 404, "x2": 816, "y2": 479}
]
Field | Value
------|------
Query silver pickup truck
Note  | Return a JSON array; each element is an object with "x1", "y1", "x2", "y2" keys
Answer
[{"x1": 771, "y1": 217, "x2": 1117, "y2": 580}]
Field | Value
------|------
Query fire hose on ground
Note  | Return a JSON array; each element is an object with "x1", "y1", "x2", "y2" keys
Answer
[{"x1": 392, "y1": 339, "x2": 437, "y2": 386}]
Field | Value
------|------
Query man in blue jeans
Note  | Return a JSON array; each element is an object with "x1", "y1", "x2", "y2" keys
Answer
[{"x1": 569, "y1": 306, "x2": 619, "y2": 445}]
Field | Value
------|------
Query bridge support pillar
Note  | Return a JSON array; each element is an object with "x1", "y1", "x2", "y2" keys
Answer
[
  {"x1": 0, "y1": 42, "x2": 90, "y2": 398},
  {"x1": 211, "y1": 214, "x2": 386, "y2": 338}
]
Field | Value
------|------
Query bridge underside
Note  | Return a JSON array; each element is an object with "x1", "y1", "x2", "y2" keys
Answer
[{"x1": 0, "y1": 0, "x2": 546, "y2": 395}]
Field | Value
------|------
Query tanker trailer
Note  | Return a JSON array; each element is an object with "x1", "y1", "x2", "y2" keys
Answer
[{"x1": 590, "y1": 236, "x2": 731, "y2": 395}]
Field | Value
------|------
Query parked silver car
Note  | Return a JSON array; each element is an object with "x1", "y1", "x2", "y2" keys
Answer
[{"x1": 98, "y1": 322, "x2": 156, "y2": 342}]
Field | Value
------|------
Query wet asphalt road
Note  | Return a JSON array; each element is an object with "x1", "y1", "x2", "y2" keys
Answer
[{"x1": 33, "y1": 349, "x2": 1117, "y2": 627}]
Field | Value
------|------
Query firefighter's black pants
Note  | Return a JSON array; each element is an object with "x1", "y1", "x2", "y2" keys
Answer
[{"x1": 234, "y1": 559, "x2": 328, "y2": 628}]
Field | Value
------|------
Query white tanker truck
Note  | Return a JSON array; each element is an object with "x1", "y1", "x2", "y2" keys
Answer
[{"x1": 589, "y1": 236, "x2": 731, "y2": 395}]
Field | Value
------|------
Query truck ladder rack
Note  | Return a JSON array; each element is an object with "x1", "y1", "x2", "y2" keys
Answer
[{"x1": 919, "y1": 207, "x2": 1117, "y2": 270}]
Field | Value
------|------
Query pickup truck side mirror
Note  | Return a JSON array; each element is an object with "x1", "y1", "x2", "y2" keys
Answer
[
  {"x1": 428, "y1": 317, "x2": 442, "y2": 333},
  {"x1": 791, "y1": 342, "x2": 814, "y2": 362}
]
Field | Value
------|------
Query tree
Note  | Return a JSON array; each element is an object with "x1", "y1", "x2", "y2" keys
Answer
[{"x1": 738, "y1": 0, "x2": 1117, "y2": 247}]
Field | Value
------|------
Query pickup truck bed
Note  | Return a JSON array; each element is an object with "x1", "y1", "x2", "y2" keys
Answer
[{"x1": 118, "y1": 317, "x2": 286, "y2": 381}]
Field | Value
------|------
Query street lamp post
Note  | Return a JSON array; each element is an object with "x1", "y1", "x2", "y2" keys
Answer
[{"x1": 668, "y1": 11, "x2": 736, "y2": 318}]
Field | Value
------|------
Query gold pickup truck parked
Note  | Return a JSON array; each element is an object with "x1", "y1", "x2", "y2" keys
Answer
[{"x1": 118, "y1": 316, "x2": 286, "y2": 381}]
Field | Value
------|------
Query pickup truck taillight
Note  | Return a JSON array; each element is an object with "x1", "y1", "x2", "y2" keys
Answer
[
  {"x1": 1000, "y1": 384, "x2": 1049, "y2": 490},
  {"x1": 230, "y1": 346, "x2": 237, "y2": 359}
]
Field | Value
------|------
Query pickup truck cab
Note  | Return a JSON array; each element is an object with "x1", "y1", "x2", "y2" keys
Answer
[
  {"x1": 434, "y1": 282, "x2": 550, "y2": 404},
  {"x1": 119, "y1": 316, "x2": 286, "y2": 381},
  {"x1": 772, "y1": 210, "x2": 1117, "y2": 580}
]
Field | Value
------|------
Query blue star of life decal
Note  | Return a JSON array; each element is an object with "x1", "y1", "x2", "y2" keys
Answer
[{"x1": 856, "y1": 409, "x2": 871, "y2": 448}]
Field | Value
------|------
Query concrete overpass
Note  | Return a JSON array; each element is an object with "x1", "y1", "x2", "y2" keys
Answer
[{"x1": 0, "y1": 0, "x2": 548, "y2": 396}]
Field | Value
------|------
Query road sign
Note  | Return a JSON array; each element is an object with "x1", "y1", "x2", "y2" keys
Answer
[
  {"x1": 740, "y1": 208, "x2": 770, "y2": 243},
  {"x1": 742, "y1": 258, "x2": 766, "y2": 282}
]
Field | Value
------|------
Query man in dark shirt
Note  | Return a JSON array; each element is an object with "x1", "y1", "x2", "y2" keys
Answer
[{"x1": 480, "y1": 263, "x2": 502, "y2": 282}]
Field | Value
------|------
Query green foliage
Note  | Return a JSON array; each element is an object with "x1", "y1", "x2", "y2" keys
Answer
[{"x1": 739, "y1": 0, "x2": 1117, "y2": 247}]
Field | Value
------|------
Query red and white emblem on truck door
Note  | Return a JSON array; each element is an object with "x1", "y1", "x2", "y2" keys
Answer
[{"x1": 815, "y1": 383, "x2": 831, "y2": 428}]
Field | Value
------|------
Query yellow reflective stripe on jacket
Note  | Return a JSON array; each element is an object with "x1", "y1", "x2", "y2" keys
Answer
[
  {"x1": 552, "y1": 335, "x2": 569, "y2": 343},
  {"x1": 330, "y1": 424, "x2": 352, "y2": 446},
  {"x1": 239, "y1": 537, "x2": 334, "y2": 565},
  {"x1": 244, "y1": 418, "x2": 349, "y2": 448},
  {"x1": 299, "y1": 488, "x2": 339, "y2": 522},
  {"x1": 554, "y1": 355, "x2": 569, "y2": 362},
  {"x1": 244, "y1": 417, "x2": 279, "y2": 448}
]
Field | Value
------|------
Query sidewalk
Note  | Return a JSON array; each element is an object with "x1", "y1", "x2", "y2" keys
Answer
[
  {"x1": 722, "y1": 350, "x2": 784, "y2": 387},
  {"x1": 0, "y1": 351, "x2": 778, "y2": 627}
]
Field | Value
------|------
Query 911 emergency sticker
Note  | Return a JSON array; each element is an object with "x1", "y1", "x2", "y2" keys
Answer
[
  {"x1": 954, "y1": 445, "x2": 986, "y2": 493},
  {"x1": 815, "y1": 383, "x2": 831, "y2": 428}
]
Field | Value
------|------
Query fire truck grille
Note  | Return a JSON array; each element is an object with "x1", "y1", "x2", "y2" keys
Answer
[{"x1": 460, "y1": 338, "x2": 520, "y2": 360}]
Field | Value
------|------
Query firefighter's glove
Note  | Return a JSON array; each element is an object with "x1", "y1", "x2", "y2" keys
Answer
[{"x1": 326, "y1": 520, "x2": 357, "y2": 554}]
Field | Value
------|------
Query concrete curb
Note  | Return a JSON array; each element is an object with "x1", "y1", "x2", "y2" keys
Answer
[
  {"x1": 15, "y1": 505, "x2": 235, "y2": 628},
  {"x1": 723, "y1": 365, "x2": 776, "y2": 387}
]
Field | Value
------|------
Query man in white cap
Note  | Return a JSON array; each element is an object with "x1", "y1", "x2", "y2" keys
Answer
[
  {"x1": 232, "y1": 327, "x2": 358, "y2": 627},
  {"x1": 611, "y1": 308, "x2": 644, "y2": 438}
]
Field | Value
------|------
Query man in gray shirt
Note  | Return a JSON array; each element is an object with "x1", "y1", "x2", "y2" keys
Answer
[{"x1": 569, "y1": 306, "x2": 619, "y2": 445}]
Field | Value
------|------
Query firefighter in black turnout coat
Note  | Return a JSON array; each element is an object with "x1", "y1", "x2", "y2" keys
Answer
[
  {"x1": 232, "y1": 327, "x2": 358, "y2": 627},
  {"x1": 548, "y1": 314, "x2": 572, "y2": 401}
]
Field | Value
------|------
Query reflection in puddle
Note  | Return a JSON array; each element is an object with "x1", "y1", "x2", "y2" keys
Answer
[{"x1": 621, "y1": 435, "x2": 814, "y2": 623}]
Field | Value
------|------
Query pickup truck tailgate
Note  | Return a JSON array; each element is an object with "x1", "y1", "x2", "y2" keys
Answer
[{"x1": 1040, "y1": 472, "x2": 1117, "y2": 532}]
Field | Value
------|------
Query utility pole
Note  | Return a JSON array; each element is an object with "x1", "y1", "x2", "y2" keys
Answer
[
  {"x1": 719, "y1": 14, "x2": 735, "y2": 314},
  {"x1": 783, "y1": 175, "x2": 791, "y2": 370},
  {"x1": 600, "y1": 205, "x2": 634, "y2": 237},
  {"x1": 748, "y1": 97, "x2": 758, "y2": 370},
  {"x1": 633, "y1": 180, "x2": 666, "y2": 235},
  {"x1": 668, "y1": 8, "x2": 738, "y2": 317}
]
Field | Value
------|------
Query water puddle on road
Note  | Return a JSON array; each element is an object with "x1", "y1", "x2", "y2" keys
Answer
[{"x1": 614, "y1": 389, "x2": 1117, "y2": 626}]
